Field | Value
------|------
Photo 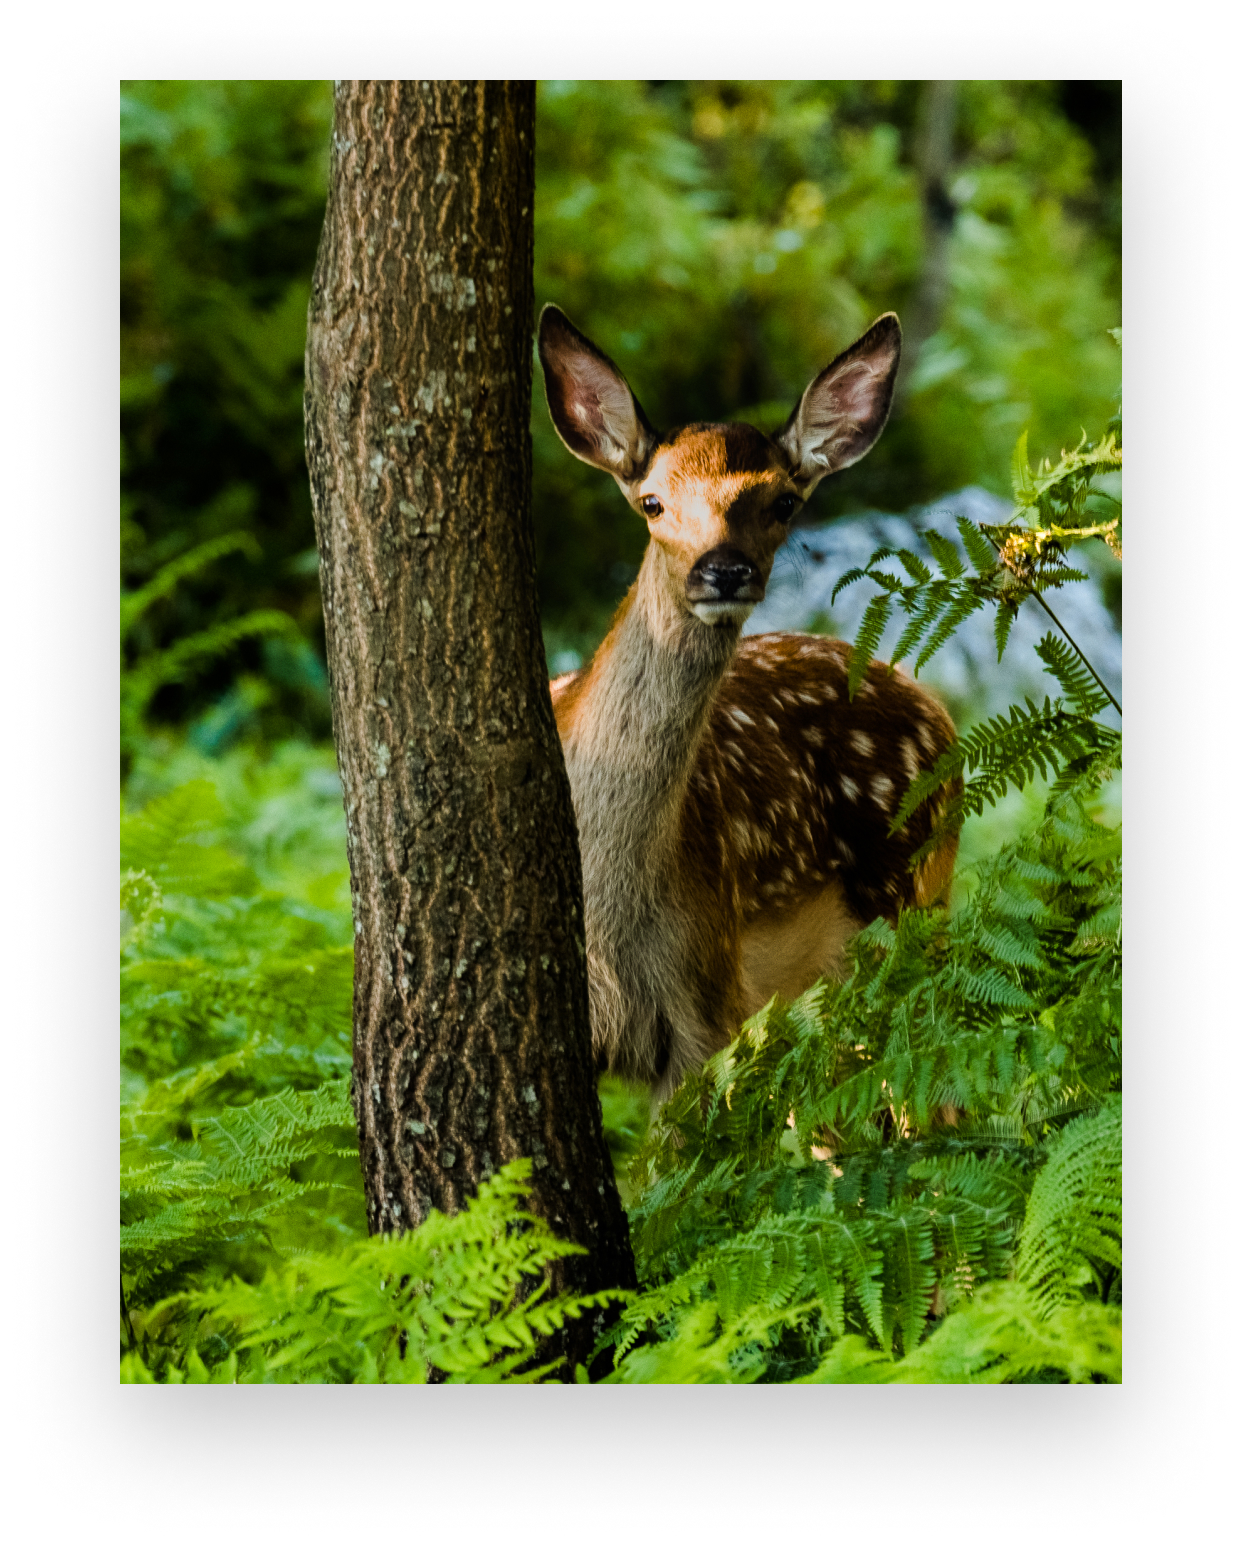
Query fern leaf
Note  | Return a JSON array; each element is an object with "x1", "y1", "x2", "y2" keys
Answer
[
  {"x1": 847, "y1": 593, "x2": 892, "y2": 698},
  {"x1": 120, "y1": 532, "x2": 262, "y2": 638},
  {"x1": 831, "y1": 566, "x2": 869, "y2": 603},
  {"x1": 890, "y1": 586, "x2": 942, "y2": 669},
  {"x1": 994, "y1": 602, "x2": 1017, "y2": 663},
  {"x1": 1035, "y1": 633, "x2": 1111, "y2": 716},
  {"x1": 1018, "y1": 1101, "x2": 1121, "y2": 1314},
  {"x1": 884, "y1": 1209, "x2": 937, "y2": 1356},
  {"x1": 896, "y1": 548, "x2": 932, "y2": 584},
  {"x1": 957, "y1": 516, "x2": 997, "y2": 576},
  {"x1": 1010, "y1": 429, "x2": 1036, "y2": 509},
  {"x1": 922, "y1": 528, "x2": 965, "y2": 579},
  {"x1": 914, "y1": 589, "x2": 981, "y2": 674}
]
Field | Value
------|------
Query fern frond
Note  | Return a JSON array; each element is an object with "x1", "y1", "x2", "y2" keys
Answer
[
  {"x1": 914, "y1": 588, "x2": 983, "y2": 674},
  {"x1": 1018, "y1": 1100, "x2": 1121, "y2": 1313},
  {"x1": 120, "y1": 533, "x2": 263, "y2": 638},
  {"x1": 798, "y1": 1285, "x2": 1120, "y2": 1383},
  {"x1": 896, "y1": 548, "x2": 932, "y2": 584},
  {"x1": 922, "y1": 528, "x2": 965, "y2": 579},
  {"x1": 957, "y1": 517, "x2": 996, "y2": 576},
  {"x1": 831, "y1": 565, "x2": 870, "y2": 603},
  {"x1": 846, "y1": 593, "x2": 892, "y2": 698},
  {"x1": 994, "y1": 602, "x2": 1017, "y2": 662},
  {"x1": 889, "y1": 586, "x2": 943, "y2": 670},
  {"x1": 1035, "y1": 633, "x2": 1112, "y2": 716}
]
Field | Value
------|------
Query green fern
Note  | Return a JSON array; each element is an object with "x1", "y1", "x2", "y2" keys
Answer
[
  {"x1": 122, "y1": 536, "x2": 299, "y2": 759},
  {"x1": 891, "y1": 652, "x2": 1121, "y2": 864},
  {"x1": 1018, "y1": 1099, "x2": 1122, "y2": 1312},
  {"x1": 125, "y1": 1161, "x2": 622, "y2": 1383},
  {"x1": 606, "y1": 645, "x2": 1121, "y2": 1380},
  {"x1": 833, "y1": 412, "x2": 1120, "y2": 693},
  {"x1": 798, "y1": 1284, "x2": 1120, "y2": 1383}
]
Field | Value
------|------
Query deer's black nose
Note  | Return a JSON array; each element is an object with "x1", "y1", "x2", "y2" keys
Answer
[{"x1": 686, "y1": 546, "x2": 763, "y2": 602}]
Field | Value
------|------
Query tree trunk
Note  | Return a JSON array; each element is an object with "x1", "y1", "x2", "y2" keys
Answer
[
  {"x1": 896, "y1": 80, "x2": 959, "y2": 401},
  {"x1": 304, "y1": 80, "x2": 636, "y2": 1373}
]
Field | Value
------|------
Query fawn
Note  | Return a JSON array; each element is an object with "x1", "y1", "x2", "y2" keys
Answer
[{"x1": 539, "y1": 305, "x2": 958, "y2": 1102}]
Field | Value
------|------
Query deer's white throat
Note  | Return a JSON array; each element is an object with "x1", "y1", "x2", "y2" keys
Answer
[{"x1": 690, "y1": 599, "x2": 756, "y2": 626}]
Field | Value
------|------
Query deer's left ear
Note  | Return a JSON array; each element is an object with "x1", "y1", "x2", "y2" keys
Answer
[{"x1": 777, "y1": 313, "x2": 902, "y2": 491}]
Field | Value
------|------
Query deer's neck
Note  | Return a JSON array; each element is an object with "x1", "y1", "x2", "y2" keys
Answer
[{"x1": 562, "y1": 549, "x2": 738, "y2": 891}]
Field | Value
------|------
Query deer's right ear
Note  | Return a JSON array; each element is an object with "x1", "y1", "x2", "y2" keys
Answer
[{"x1": 538, "y1": 306, "x2": 657, "y2": 480}]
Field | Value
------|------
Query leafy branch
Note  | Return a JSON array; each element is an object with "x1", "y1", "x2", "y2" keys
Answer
[{"x1": 832, "y1": 417, "x2": 1121, "y2": 703}]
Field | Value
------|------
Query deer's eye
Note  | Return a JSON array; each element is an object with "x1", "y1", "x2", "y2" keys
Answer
[
  {"x1": 773, "y1": 493, "x2": 799, "y2": 521},
  {"x1": 640, "y1": 495, "x2": 663, "y2": 518}
]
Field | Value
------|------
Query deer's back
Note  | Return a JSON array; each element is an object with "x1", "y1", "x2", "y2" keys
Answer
[{"x1": 686, "y1": 633, "x2": 959, "y2": 926}]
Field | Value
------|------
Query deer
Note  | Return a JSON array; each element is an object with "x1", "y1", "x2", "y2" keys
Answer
[{"x1": 538, "y1": 305, "x2": 959, "y2": 1105}]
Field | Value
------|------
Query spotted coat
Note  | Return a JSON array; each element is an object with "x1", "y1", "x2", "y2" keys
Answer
[{"x1": 689, "y1": 633, "x2": 958, "y2": 926}]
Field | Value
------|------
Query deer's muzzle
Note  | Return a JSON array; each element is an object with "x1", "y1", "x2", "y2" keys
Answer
[{"x1": 685, "y1": 547, "x2": 765, "y2": 625}]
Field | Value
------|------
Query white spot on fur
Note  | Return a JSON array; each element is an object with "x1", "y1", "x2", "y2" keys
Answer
[
  {"x1": 840, "y1": 775, "x2": 859, "y2": 803},
  {"x1": 849, "y1": 730, "x2": 874, "y2": 757},
  {"x1": 764, "y1": 714, "x2": 780, "y2": 732},
  {"x1": 797, "y1": 692, "x2": 819, "y2": 706},
  {"x1": 803, "y1": 726, "x2": 825, "y2": 748},
  {"x1": 871, "y1": 774, "x2": 894, "y2": 811},
  {"x1": 730, "y1": 707, "x2": 755, "y2": 729},
  {"x1": 901, "y1": 737, "x2": 920, "y2": 780},
  {"x1": 917, "y1": 720, "x2": 937, "y2": 755}
]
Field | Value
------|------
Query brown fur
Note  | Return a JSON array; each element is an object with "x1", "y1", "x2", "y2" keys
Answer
[
  {"x1": 539, "y1": 304, "x2": 958, "y2": 1100},
  {"x1": 553, "y1": 631, "x2": 960, "y2": 1092}
]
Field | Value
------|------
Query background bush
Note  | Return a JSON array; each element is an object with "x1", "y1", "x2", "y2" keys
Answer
[{"x1": 121, "y1": 79, "x2": 1120, "y2": 740}]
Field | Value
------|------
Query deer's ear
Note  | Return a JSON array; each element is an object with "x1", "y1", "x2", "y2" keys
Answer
[
  {"x1": 777, "y1": 313, "x2": 902, "y2": 491},
  {"x1": 538, "y1": 305, "x2": 657, "y2": 480}
]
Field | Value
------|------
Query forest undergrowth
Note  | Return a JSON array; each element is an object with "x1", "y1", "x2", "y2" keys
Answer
[{"x1": 120, "y1": 397, "x2": 1121, "y2": 1384}]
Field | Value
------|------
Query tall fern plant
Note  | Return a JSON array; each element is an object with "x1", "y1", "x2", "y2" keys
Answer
[{"x1": 599, "y1": 367, "x2": 1123, "y2": 1383}]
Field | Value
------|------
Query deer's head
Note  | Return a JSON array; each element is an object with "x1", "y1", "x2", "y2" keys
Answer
[{"x1": 538, "y1": 305, "x2": 901, "y2": 629}]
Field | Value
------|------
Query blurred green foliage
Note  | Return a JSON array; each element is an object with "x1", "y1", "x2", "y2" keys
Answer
[{"x1": 120, "y1": 79, "x2": 1119, "y2": 740}]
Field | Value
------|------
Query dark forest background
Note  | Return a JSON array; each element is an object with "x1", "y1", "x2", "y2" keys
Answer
[{"x1": 120, "y1": 80, "x2": 1120, "y2": 754}]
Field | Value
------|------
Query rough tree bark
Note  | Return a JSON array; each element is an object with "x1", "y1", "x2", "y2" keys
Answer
[{"x1": 304, "y1": 80, "x2": 636, "y2": 1370}]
